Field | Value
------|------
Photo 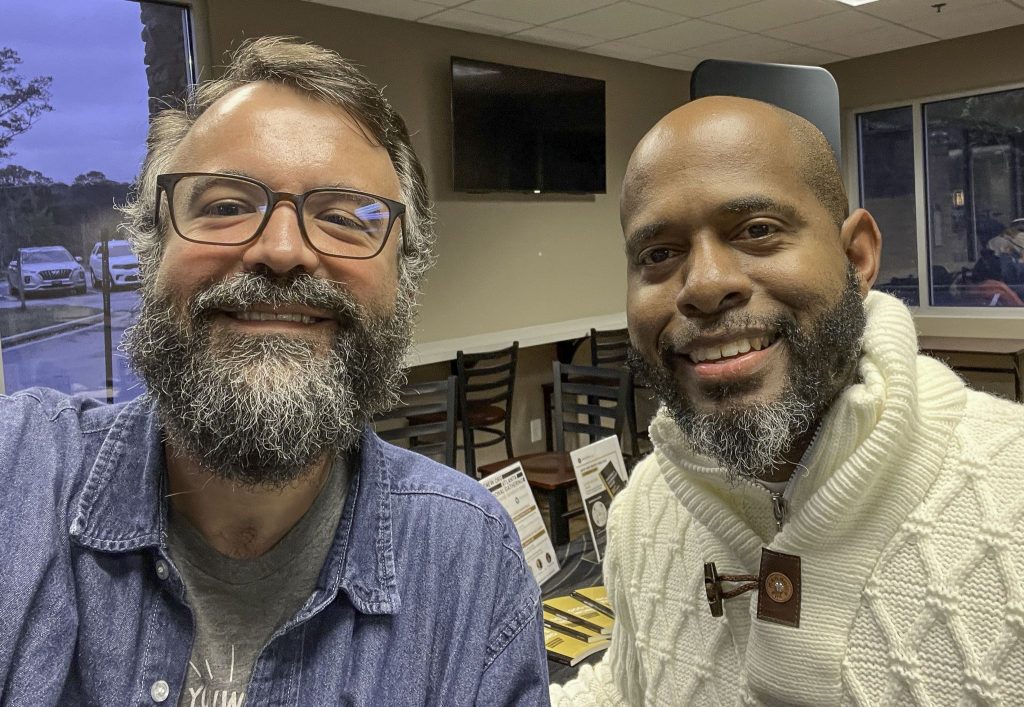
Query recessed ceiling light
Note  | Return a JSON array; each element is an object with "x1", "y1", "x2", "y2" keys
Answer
[{"x1": 834, "y1": 0, "x2": 880, "y2": 5}]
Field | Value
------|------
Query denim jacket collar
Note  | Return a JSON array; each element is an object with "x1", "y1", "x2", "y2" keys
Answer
[{"x1": 69, "y1": 396, "x2": 401, "y2": 616}]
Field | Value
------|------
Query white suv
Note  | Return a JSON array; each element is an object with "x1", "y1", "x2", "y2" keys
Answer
[
  {"x1": 6, "y1": 246, "x2": 87, "y2": 297},
  {"x1": 89, "y1": 239, "x2": 140, "y2": 290}
]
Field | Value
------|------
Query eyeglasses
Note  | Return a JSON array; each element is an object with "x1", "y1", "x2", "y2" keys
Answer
[{"x1": 155, "y1": 172, "x2": 407, "y2": 259}]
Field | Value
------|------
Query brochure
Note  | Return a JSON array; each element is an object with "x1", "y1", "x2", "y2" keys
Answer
[
  {"x1": 544, "y1": 626, "x2": 610, "y2": 666},
  {"x1": 543, "y1": 595, "x2": 613, "y2": 636},
  {"x1": 480, "y1": 462, "x2": 560, "y2": 585},
  {"x1": 569, "y1": 436, "x2": 628, "y2": 562},
  {"x1": 571, "y1": 585, "x2": 614, "y2": 619},
  {"x1": 544, "y1": 609, "x2": 605, "y2": 643}
]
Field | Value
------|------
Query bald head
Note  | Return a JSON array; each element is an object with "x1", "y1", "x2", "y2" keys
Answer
[{"x1": 623, "y1": 96, "x2": 847, "y2": 230}]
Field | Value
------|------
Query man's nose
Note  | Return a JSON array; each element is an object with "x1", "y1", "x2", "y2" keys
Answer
[
  {"x1": 675, "y1": 236, "x2": 752, "y2": 317},
  {"x1": 240, "y1": 202, "x2": 320, "y2": 275}
]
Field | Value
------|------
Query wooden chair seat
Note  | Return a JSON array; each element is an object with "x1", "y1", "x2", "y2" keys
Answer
[{"x1": 478, "y1": 452, "x2": 577, "y2": 489}]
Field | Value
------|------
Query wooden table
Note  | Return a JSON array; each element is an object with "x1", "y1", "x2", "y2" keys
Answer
[{"x1": 918, "y1": 336, "x2": 1024, "y2": 402}]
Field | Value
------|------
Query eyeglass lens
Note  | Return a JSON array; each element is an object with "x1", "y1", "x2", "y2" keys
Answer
[{"x1": 169, "y1": 174, "x2": 392, "y2": 256}]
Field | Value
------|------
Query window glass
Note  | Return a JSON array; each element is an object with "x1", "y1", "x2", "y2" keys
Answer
[
  {"x1": 1, "y1": 0, "x2": 193, "y2": 398},
  {"x1": 924, "y1": 88, "x2": 1024, "y2": 307},
  {"x1": 858, "y1": 106, "x2": 918, "y2": 306}
]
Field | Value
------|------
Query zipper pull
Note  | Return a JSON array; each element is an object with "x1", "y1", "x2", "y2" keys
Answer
[{"x1": 771, "y1": 492, "x2": 787, "y2": 531}]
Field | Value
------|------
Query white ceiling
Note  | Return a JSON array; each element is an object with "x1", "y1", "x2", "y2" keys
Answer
[{"x1": 309, "y1": 0, "x2": 1024, "y2": 69}]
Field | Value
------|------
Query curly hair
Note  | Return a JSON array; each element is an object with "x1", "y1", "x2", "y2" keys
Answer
[{"x1": 119, "y1": 36, "x2": 435, "y2": 297}]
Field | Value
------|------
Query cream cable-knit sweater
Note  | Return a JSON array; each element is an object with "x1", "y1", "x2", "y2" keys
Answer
[{"x1": 551, "y1": 292, "x2": 1024, "y2": 706}]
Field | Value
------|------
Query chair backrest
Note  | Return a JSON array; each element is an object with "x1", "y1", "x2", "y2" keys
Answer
[
  {"x1": 456, "y1": 342, "x2": 519, "y2": 412},
  {"x1": 372, "y1": 376, "x2": 458, "y2": 468},
  {"x1": 589, "y1": 327, "x2": 631, "y2": 368},
  {"x1": 552, "y1": 361, "x2": 630, "y2": 453}
]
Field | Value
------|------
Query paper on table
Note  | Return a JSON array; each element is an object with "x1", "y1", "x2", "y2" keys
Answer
[
  {"x1": 480, "y1": 462, "x2": 560, "y2": 585},
  {"x1": 569, "y1": 436, "x2": 628, "y2": 563}
]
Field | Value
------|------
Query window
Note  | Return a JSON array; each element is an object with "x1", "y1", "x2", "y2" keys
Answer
[
  {"x1": 0, "y1": 0, "x2": 195, "y2": 398},
  {"x1": 858, "y1": 106, "x2": 918, "y2": 306},
  {"x1": 854, "y1": 87, "x2": 1024, "y2": 310}
]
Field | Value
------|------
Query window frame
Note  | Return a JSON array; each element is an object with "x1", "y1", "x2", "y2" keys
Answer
[{"x1": 846, "y1": 81, "x2": 1024, "y2": 332}]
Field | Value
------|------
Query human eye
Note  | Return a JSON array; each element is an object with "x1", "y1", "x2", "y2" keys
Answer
[
  {"x1": 738, "y1": 221, "x2": 782, "y2": 240},
  {"x1": 200, "y1": 200, "x2": 255, "y2": 218},
  {"x1": 636, "y1": 246, "x2": 677, "y2": 267},
  {"x1": 316, "y1": 209, "x2": 365, "y2": 231}
]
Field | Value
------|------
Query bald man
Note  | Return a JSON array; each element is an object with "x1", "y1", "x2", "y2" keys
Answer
[{"x1": 550, "y1": 97, "x2": 1024, "y2": 705}]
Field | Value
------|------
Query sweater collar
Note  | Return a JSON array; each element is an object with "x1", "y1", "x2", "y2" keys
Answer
[{"x1": 649, "y1": 291, "x2": 966, "y2": 559}]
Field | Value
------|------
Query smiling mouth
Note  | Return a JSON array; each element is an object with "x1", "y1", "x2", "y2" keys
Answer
[
  {"x1": 222, "y1": 310, "x2": 332, "y2": 325},
  {"x1": 687, "y1": 333, "x2": 779, "y2": 364}
]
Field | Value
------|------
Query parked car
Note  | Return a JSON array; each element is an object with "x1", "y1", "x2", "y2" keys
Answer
[
  {"x1": 89, "y1": 239, "x2": 140, "y2": 290},
  {"x1": 6, "y1": 246, "x2": 87, "y2": 297}
]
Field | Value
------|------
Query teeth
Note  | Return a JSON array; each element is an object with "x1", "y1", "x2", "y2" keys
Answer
[
  {"x1": 230, "y1": 311, "x2": 320, "y2": 324},
  {"x1": 688, "y1": 335, "x2": 773, "y2": 364}
]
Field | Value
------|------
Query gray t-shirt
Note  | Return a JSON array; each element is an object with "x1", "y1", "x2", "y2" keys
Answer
[{"x1": 167, "y1": 459, "x2": 348, "y2": 707}]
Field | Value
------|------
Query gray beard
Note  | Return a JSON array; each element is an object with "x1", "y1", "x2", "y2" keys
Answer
[
  {"x1": 629, "y1": 265, "x2": 867, "y2": 480},
  {"x1": 122, "y1": 268, "x2": 412, "y2": 488}
]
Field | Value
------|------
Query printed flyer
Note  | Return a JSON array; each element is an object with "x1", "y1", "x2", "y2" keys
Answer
[
  {"x1": 481, "y1": 462, "x2": 560, "y2": 585},
  {"x1": 569, "y1": 436, "x2": 628, "y2": 562}
]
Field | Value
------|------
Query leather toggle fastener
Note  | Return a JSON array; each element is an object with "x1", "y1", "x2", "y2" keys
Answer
[{"x1": 703, "y1": 548, "x2": 802, "y2": 627}]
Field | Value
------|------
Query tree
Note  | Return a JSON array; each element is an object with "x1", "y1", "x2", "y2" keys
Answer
[
  {"x1": 0, "y1": 163, "x2": 52, "y2": 187},
  {"x1": 73, "y1": 170, "x2": 110, "y2": 186},
  {"x1": 0, "y1": 47, "x2": 54, "y2": 161}
]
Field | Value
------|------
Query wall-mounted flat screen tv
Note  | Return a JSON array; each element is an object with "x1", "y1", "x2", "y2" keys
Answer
[{"x1": 451, "y1": 57, "x2": 606, "y2": 194}]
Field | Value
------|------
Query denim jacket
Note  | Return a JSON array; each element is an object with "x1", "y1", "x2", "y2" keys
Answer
[{"x1": 0, "y1": 388, "x2": 549, "y2": 705}]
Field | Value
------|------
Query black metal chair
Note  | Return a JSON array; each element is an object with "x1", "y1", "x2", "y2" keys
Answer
[
  {"x1": 372, "y1": 377, "x2": 458, "y2": 469},
  {"x1": 479, "y1": 362, "x2": 631, "y2": 545},
  {"x1": 455, "y1": 343, "x2": 518, "y2": 477},
  {"x1": 587, "y1": 327, "x2": 645, "y2": 456}
]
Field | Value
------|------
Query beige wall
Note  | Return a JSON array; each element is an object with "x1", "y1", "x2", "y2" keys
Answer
[
  {"x1": 203, "y1": 0, "x2": 690, "y2": 347},
  {"x1": 827, "y1": 24, "x2": 1024, "y2": 110}
]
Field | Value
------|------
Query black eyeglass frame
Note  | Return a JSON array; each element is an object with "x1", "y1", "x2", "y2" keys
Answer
[{"x1": 154, "y1": 172, "x2": 409, "y2": 259}]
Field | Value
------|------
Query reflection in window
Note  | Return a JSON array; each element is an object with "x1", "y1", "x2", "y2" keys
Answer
[
  {"x1": 925, "y1": 89, "x2": 1024, "y2": 307},
  {"x1": 1, "y1": 0, "x2": 193, "y2": 398},
  {"x1": 858, "y1": 106, "x2": 918, "y2": 306}
]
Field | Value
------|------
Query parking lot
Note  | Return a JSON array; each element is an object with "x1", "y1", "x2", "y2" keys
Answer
[{"x1": 1, "y1": 279, "x2": 144, "y2": 401}]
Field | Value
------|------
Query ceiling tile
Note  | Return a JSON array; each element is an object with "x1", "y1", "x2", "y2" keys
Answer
[
  {"x1": 899, "y1": 1, "x2": 1024, "y2": 40},
  {"x1": 546, "y1": 2, "x2": 690, "y2": 41},
  {"x1": 626, "y1": 19, "x2": 746, "y2": 51},
  {"x1": 421, "y1": 8, "x2": 533, "y2": 34},
  {"x1": 764, "y1": 44, "x2": 849, "y2": 64},
  {"x1": 314, "y1": 0, "x2": 444, "y2": 21},
  {"x1": 459, "y1": 0, "x2": 618, "y2": 25},
  {"x1": 632, "y1": 0, "x2": 755, "y2": 17},
  {"x1": 706, "y1": 0, "x2": 841, "y2": 32},
  {"x1": 645, "y1": 52, "x2": 704, "y2": 70},
  {"x1": 819, "y1": 22, "x2": 936, "y2": 57},
  {"x1": 690, "y1": 33, "x2": 799, "y2": 61},
  {"x1": 765, "y1": 9, "x2": 889, "y2": 43},
  {"x1": 510, "y1": 26, "x2": 605, "y2": 49},
  {"x1": 584, "y1": 40, "x2": 664, "y2": 60},
  {"x1": 856, "y1": 0, "x2": 1000, "y2": 23}
]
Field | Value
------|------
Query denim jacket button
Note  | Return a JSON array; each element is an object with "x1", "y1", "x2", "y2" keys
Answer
[
  {"x1": 150, "y1": 679, "x2": 170, "y2": 702},
  {"x1": 155, "y1": 560, "x2": 169, "y2": 581}
]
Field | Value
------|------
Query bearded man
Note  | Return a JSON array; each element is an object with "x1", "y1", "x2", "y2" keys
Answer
[
  {"x1": 0, "y1": 38, "x2": 547, "y2": 706},
  {"x1": 551, "y1": 96, "x2": 1024, "y2": 705}
]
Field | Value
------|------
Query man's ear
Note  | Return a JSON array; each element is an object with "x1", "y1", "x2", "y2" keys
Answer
[{"x1": 840, "y1": 208, "x2": 882, "y2": 296}]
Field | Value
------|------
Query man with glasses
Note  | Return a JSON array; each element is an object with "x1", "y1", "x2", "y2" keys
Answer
[{"x1": 0, "y1": 37, "x2": 547, "y2": 705}]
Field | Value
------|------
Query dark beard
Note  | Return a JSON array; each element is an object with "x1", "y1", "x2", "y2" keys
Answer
[
  {"x1": 122, "y1": 268, "x2": 412, "y2": 488},
  {"x1": 628, "y1": 265, "x2": 867, "y2": 480}
]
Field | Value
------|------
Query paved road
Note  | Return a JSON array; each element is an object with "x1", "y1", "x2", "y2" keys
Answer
[{"x1": 1, "y1": 288, "x2": 145, "y2": 402}]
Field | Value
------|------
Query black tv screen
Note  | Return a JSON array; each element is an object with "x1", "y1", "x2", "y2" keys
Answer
[{"x1": 451, "y1": 57, "x2": 606, "y2": 194}]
